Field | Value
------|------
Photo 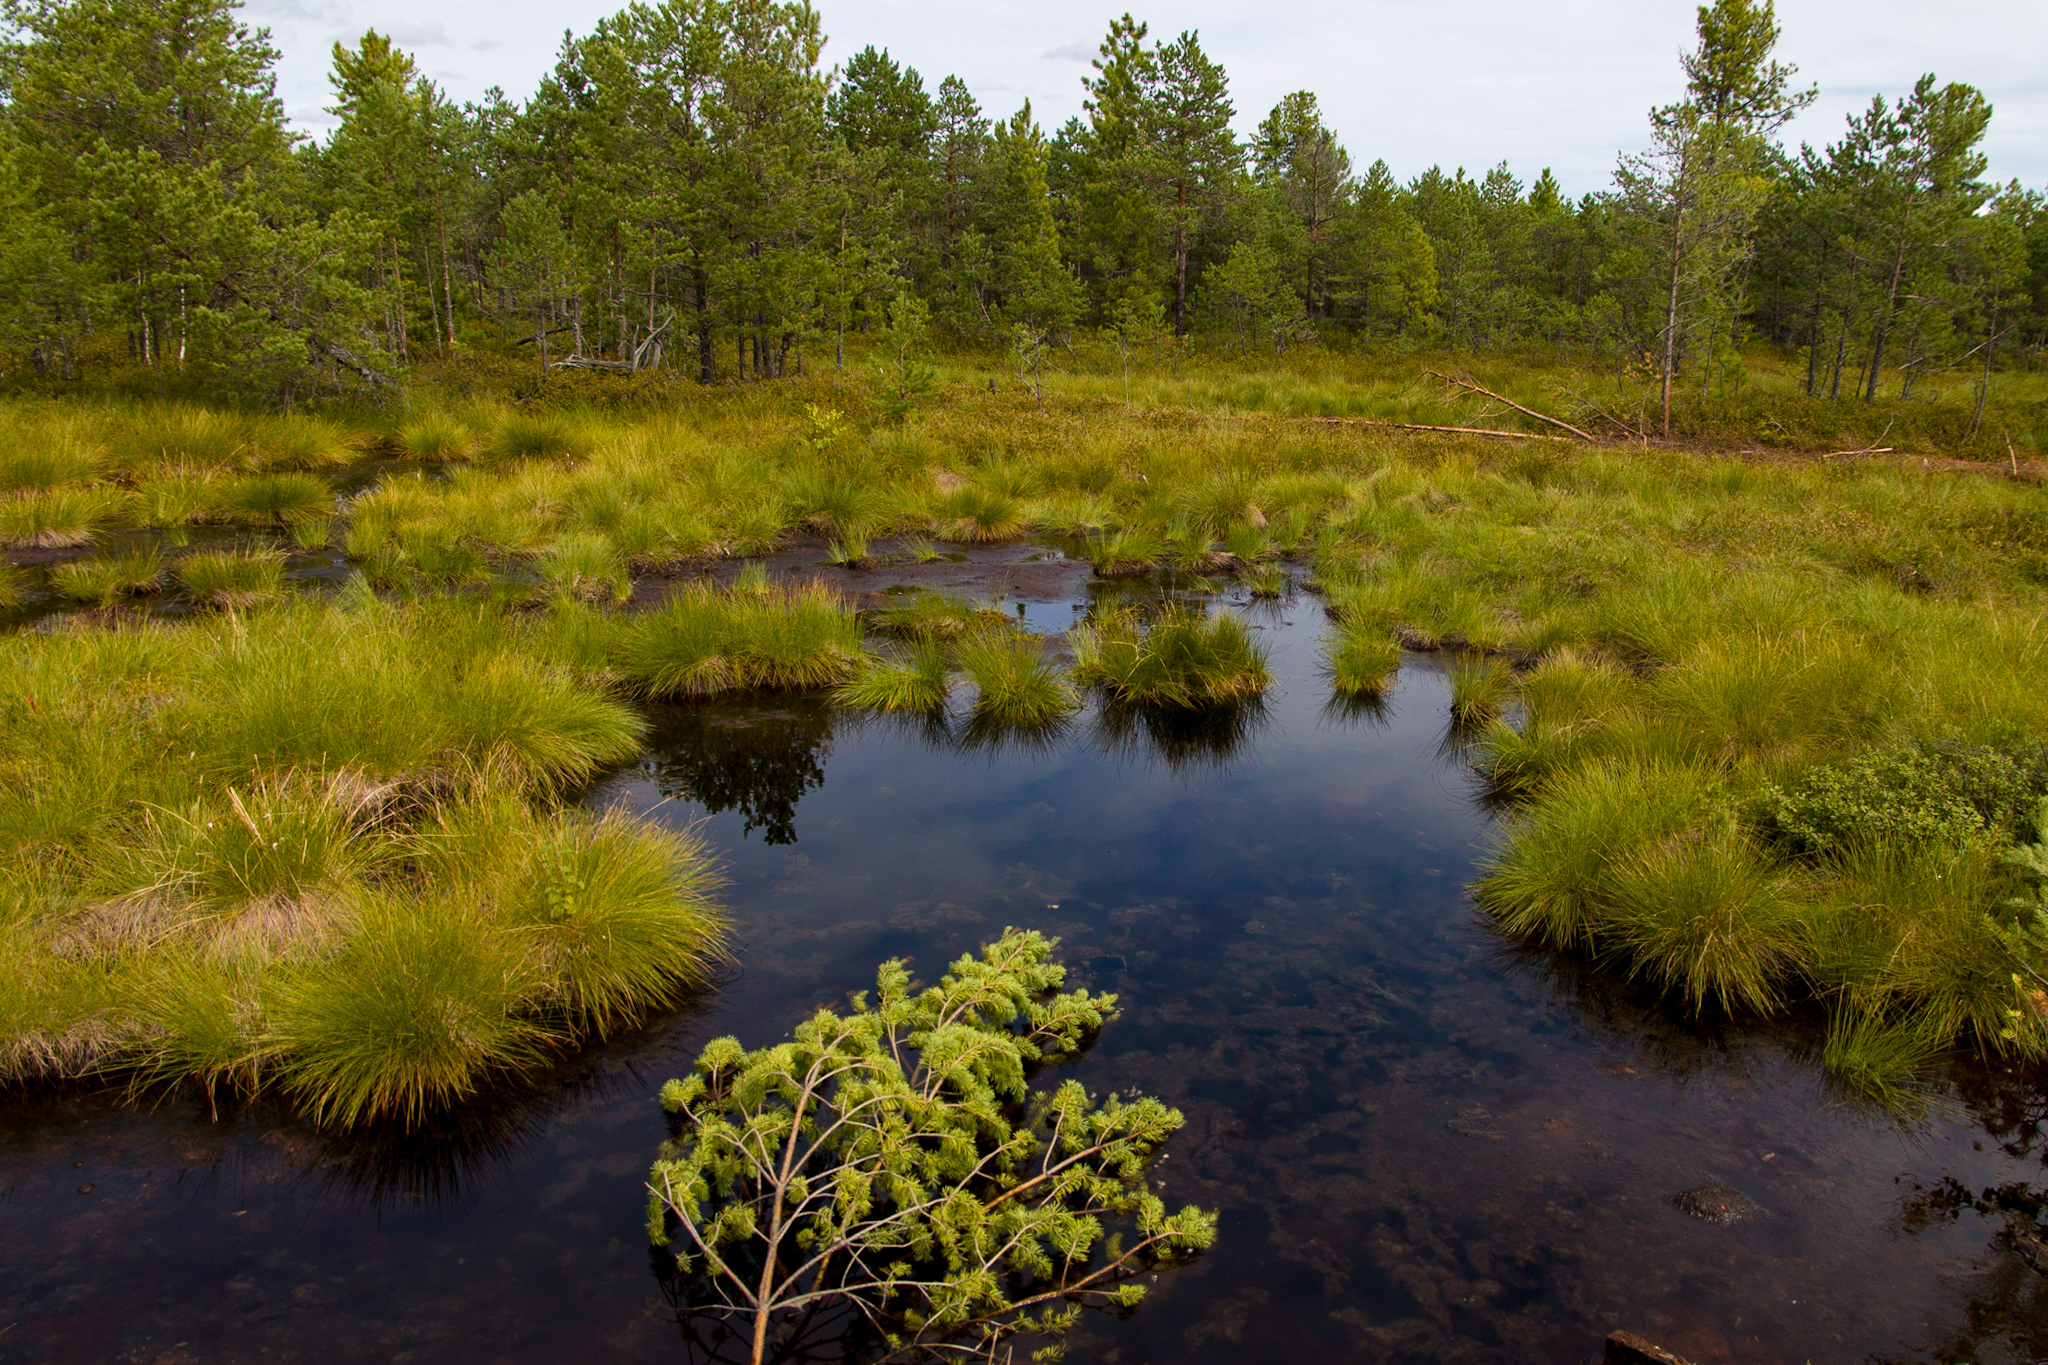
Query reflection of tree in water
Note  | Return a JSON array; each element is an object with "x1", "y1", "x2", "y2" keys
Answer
[
  {"x1": 1886, "y1": 1063, "x2": 2048, "y2": 1361},
  {"x1": 641, "y1": 698, "x2": 838, "y2": 845}
]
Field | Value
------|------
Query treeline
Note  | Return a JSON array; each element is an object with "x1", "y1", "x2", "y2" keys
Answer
[{"x1": 0, "y1": 0, "x2": 2042, "y2": 411}]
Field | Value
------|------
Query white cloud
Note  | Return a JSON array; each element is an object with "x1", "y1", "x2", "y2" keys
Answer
[{"x1": 243, "y1": 0, "x2": 2048, "y2": 192}]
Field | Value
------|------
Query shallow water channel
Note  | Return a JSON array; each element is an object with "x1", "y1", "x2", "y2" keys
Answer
[{"x1": 5, "y1": 570, "x2": 2048, "y2": 1363}]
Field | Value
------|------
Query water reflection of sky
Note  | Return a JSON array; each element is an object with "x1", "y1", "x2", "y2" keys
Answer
[{"x1": 2, "y1": 583, "x2": 2047, "y2": 1363}]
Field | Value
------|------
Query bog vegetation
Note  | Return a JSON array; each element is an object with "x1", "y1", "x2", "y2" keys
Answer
[
  {"x1": 647, "y1": 930, "x2": 1216, "y2": 1365},
  {"x1": 1, "y1": 0, "x2": 2047, "y2": 1126}
]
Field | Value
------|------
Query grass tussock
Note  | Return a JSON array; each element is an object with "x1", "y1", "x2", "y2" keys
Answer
[
  {"x1": 619, "y1": 580, "x2": 862, "y2": 697},
  {"x1": 212, "y1": 473, "x2": 333, "y2": 527},
  {"x1": 0, "y1": 601, "x2": 722, "y2": 1125},
  {"x1": 176, "y1": 547, "x2": 287, "y2": 607},
  {"x1": 49, "y1": 548, "x2": 163, "y2": 606},
  {"x1": 0, "y1": 487, "x2": 125, "y2": 547},
  {"x1": 1326, "y1": 623, "x2": 1401, "y2": 699},
  {"x1": 399, "y1": 413, "x2": 481, "y2": 461},
  {"x1": 957, "y1": 634, "x2": 1076, "y2": 727},
  {"x1": 835, "y1": 643, "x2": 950, "y2": 713},
  {"x1": 1821, "y1": 1004, "x2": 1946, "y2": 1113},
  {"x1": 1447, "y1": 655, "x2": 1515, "y2": 726},
  {"x1": 1071, "y1": 606, "x2": 1271, "y2": 709}
]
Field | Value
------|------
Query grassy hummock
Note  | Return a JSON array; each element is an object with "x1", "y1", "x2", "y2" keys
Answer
[
  {"x1": 1071, "y1": 605, "x2": 1271, "y2": 709},
  {"x1": 0, "y1": 599, "x2": 724, "y2": 1125},
  {"x1": 617, "y1": 579, "x2": 861, "y2": 697},
  {"x1": 957, "y1": 633, "x2": 1076, "y2": 727}
]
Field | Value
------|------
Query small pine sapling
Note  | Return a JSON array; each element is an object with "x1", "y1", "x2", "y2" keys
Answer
[{"x1": 647, "y1": 929, "x2": 1216, "y2": 1364}]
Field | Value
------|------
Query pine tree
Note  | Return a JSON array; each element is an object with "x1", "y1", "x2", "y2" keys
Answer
[{"x1": 1619, "y1": 0, "x2": 1813, "y2": 432}]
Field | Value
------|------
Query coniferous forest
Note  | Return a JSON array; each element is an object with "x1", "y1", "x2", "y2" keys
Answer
[{"x1": 0, "y1": 0, "x2": 2041, "y2": 425}]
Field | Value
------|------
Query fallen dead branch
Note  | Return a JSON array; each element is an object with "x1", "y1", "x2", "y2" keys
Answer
[
  {"x1": 1822, "y1": 445, "x2": 1896, "y2": 458},
  {"x1": 1424, "y1": 369, "x2": 1595, "y2": 442},
  {"x1": 1303, "y1": 416, "x2": 1573, "y2": 442}
]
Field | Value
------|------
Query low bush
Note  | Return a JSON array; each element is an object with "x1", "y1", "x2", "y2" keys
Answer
[
  {"x1": 1757, "y1": 744, "x2": 2048, "y2": 857},
  {"x1": 647, "y1": 930, "x2": 1215, "y2": 1363}
]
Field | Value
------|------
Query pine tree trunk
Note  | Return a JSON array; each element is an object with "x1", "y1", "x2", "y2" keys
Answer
[
  {"x1": 436, "y1": 188, "x2": 457, "y2": 349},
  {"x1": 1174, "y1": 182, "x2": 1189, "y2": 338},
  {"x1": 390, "y1": 240, "x2": 409, "y2": 363},
  {"x1": 1660, "y1": 199, "x2": 1685, "y2": 437},
  {"x1": 1864, "y1": 221, "x2": 1912, "y2": 404}
]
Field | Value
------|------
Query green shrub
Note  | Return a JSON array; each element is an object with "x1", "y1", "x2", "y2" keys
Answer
[
  {"x1": 1756, "y1": 745, "x2": 2048, "y2": 856},
  {"x1": 647, "y1": 930, "x2": 1215, "y2": 1363}
]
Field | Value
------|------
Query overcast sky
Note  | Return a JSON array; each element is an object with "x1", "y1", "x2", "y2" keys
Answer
[{"x1": 244, "y1": 0, "x2": 2048, "y2": 196}]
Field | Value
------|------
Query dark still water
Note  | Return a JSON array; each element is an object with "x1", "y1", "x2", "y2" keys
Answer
[{"x1": 5, "y1": 582, "x2": 2048, "y2": 1364}]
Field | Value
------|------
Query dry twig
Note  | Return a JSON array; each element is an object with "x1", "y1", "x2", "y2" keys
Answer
[{"x1": 1423, "y1": 369, "x2": 1595, "y2": 441}]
